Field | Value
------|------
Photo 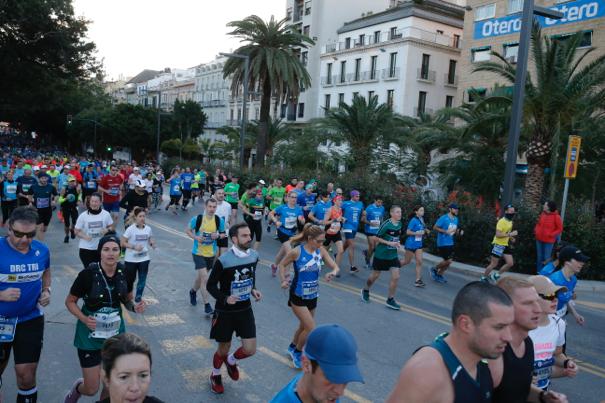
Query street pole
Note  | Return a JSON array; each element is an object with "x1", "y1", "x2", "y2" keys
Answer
[
  {"x1": 157, "y1": 89, "x2": 161, "y2": 164},
  {"x1": 241, "y1": 57, "x2": 249, "y2": 170},
  {"x1": 560, "y1": 179, "x2": 570, "y2": 223}
]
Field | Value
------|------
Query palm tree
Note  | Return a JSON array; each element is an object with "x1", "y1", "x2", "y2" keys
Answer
[
  {"x1": 316, "y1": 95, "x2": 398, "y2": 174},
  {"x1": 474, "y1": 22, "x2": 605, "y2": 209},
  {"x1": 216, "y1": 125, "x2": 256, "y2": 162},
  {"x1": 223, "y1": 15, "x2": 314, "y2": 167},
  {"x1": 247, "y1": 117, "x2": 293, "y2": 161}
]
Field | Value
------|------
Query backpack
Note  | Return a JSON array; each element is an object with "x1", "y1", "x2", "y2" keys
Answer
[{"x1": 195, "y1": 214, "x2": 222, "y2": 234}]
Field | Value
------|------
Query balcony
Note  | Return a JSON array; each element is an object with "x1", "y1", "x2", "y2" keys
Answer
[
  {"x1": 205, "y1": 121, "x2": 224, "y2": 129},
  {"x1": 417, "y1": 69, "x2": 436, "y2": 83},
  {"x1": 413, "y1": 107, "x2": 434, "y2": 116},
  {"x1": 226, "y1": 119, "x2": 242, "y2": 126},
  {"x1": 335, "y1": 74, "x2": 349, "y2": 85},
  {"x1": 444, "y1": 73, "x2": 458, "y2": 87},
  {"x1": 321, "y1": 76, "x2": 336, "y2": 87},
  {"x1": 200, "y1": 99, "x2": 226, "y2": 108},
  {"x1": 360, "y1": 71, "x2": 379, "y2": 82},
  {"x1": 382, "y1": 67, "x2": 400, "y2": 80}
]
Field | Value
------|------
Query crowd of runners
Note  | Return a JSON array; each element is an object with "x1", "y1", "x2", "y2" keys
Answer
[{"x1": 0, "y1": 149, "x2": 589, "y2": 402}]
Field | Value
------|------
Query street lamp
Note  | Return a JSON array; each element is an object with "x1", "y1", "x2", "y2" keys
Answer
[
  {"x1": 220, "y1": 52, "x2": 249, "y2": 170},
  {"x1": 66, "y1": 114, "x2": 105, "y2": 155},
  {"x1": 500, "y1": 0, "x2": 563, "y2": 211},
  {"x1": 141, "y1": 88, "x2": 163, "y2": 164}
]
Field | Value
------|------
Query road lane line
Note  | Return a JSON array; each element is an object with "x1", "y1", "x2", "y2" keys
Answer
[
  {"x1": 143, "y1": 313, "x2": 185, "y2": 327},
  {"x1": 575, "y1": 300, "x2": 605, "y2": 311},
  {"x1": 161, "y1": 335, "x2": 213, "y2": 354}
]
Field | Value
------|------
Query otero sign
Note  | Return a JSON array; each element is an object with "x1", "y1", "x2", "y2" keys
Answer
[{"x1": 473, "y1": 0, "x2": 604, "y2": 39}]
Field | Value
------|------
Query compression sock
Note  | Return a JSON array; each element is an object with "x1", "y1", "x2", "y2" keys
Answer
[
  {"x1": 17, "y1": 386, "x2": 37, "y2": 403},
  {"x1": 228, "y1": 346, "x2": 252, "y2": 365},
  {"x1": 212, "y1": 352, "x2": 225, "y2": 375}
]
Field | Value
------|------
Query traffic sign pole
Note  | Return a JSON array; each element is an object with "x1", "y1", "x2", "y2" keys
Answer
[{"x1": 560, "y1": 135, "x2": 582, "y2": 224}]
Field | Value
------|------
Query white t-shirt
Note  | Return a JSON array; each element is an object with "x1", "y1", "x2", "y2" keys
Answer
[
  {"x1": 144, "y1": 178, "x2": 153, "y2": 193},
  {"x1": 215, "y1": 200, "x2": 232, "y2": 230},
  {"x1": 528, "y1": 314, "x2": 566, "y2": 390},
  {"x1": 128, "y1": 173, "x2": 142, "y2": 189},
  {"x1": 123, "y1": 224, "x2": 153, "y2": 263},
  {"x1": 75, "y1": 210, "x2": 114, "y2": 250}
]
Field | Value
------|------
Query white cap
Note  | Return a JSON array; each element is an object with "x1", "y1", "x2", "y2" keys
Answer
[
  {"x1": 258, "y1": 179, "x2": 266, "y2": 185},
  {"x1": 135, "y1": 179, "x2": 146, "y2": 188}
]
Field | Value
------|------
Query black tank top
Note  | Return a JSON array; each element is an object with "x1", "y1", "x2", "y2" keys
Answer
[
  {"x1": 492, "y1": 336, "x2": 534, "y2": 403},
  {"x1": 430, "y1": 333, "x2": 493, "y2": 403}
]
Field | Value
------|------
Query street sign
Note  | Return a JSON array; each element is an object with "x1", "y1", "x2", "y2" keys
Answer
[{"x1": 563, "y1": 135, "x2": 582, "y2": 179}]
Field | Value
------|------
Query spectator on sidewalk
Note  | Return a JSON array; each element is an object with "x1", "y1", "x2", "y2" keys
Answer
[{"x1": 534, "y1": 201, "x2": 563, "y2": 271}]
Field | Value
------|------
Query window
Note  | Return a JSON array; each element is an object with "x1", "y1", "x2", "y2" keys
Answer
[
  {"x1": 237, "y1": 109, "x2": 242, "y2": 121},
  {"x1": 301, "y1": 51, "x2": 308, "y2": 66},
  {"x1": 338, "y1": 93, "x2": 345, "y2": 105},
  {"x1": 255, "y1": 108, "x2": 260, "y2": 119},
  {"x1": 417, "y1": 91, "x2": 427, "y2": 115},
  {"x1": 298, "y1": 103, "x2": 305, "y2": 118},
  {"x1": 303, "y1": 25, "x2": 310, "y2": 36},
  {"x1": 340, "y1": 61, "x2": 346, "y2": 83},
  {"x1": 420, "y1": 54, "x2": 430, "y2": 79},
  {"x1": 357, "y1": 34, "x2": 365, "y2": 47},
  {"x1": 389, "y1": 27, "x2": 400, "y2": 40},
  {"x1": 389, "y1": 52, "x2": 397, "y2": 77},
  {"x1": 324, "y1": 94, "x2": 331, "y2": 111},
  {"x1": 503, "y1": 43, "x2": 519, "y2": 62},
  {"x1": 445, "y1": 95, "x2": 454, "y2": 108},
  {"x1": 352, "y1": 92, "x2": 359, "y2": 98},
  {"x1": 474, "y1": 4, "x2": 496, "y2": 21},
  {"x1": 287, "y1": 7, "x2": 293, "y2": 20},
  {"x1": 471, "y1": 47, "x2": 491, "y2": 62},
  {"x1": 447, "y1": 60, "x2": 457, "y2": 84},
  {"x1": 374, "y1": 31, "x2": 381, "y2": 44},
  {"x1": 453, "y1": 34, "x2": 461, "y2": 48},
  {"x1": 354, "y1": 58, "x2": 361, "y2": 81},
  {"x1": 345, "y1": 37, "x2": 351, "y2": 49},
  {"x1": 368, "y1": 90, "x2": 375, "y2": 101},
  {"x1": 552, "y1": 31, "x2": 593, "y2": 48},
  {"x1": 387, "y1": 89, "x2": 394, "y2": 110},
  {"x1": 508, "y1": 0, "x2": 523, "y2": 14},
  {"x1": 230, "y1": 109, "x2": 234, "y2": 120},
  {"x1": 468, "y1": 88, "x2": 487, "y2": 103},
  {"x1": 305, "y1": 1, "x2": 311, "y2": 15},
  {"x1": 370, "y1": 56, "x2": 378, "y2": 80},
  {"x1": 326, "y1": 63, "x2": 333, "y2": 84}
]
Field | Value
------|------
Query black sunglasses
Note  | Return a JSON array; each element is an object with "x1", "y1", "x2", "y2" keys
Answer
[
  {"x1": 10, "y1": 227, "x2": 36, "y2": 239},
  {"x1": 539, "y1": 293, "x2": 558, "y2": 301}
]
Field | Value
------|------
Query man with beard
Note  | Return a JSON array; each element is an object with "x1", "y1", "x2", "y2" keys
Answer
[{"x1": 386, "y1": 282, "x2": 513, "y2": 402}]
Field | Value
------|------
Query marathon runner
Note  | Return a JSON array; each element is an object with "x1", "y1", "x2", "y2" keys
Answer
[
  {"x1": 27, "y1": 174, "x2": 57, "y2": 241},
  {"x1": 279, "y1": 224, "x2": 339, "y2": 368},
  {"x1": 98, "y1": 165, "x2": 124, "y2": 224},
  {"x1": 121, "y1": 207, "x2": 156, "y2": 303},
  {"x1": 0, "y1": 171, "x2": 19, "y2": 227},
  {"x1": 361, "y1": 205, "x2": 403, "y2": 310},
  {"x1": 206, "y1": 223, "x2": 262, "y2": 395},
  {"x1": 431, "y1": 203, "x2": 462, "y2": 283},
  {"x1": 119, "y1": 180, "x2": 149, "y2": 225},
  {"x1": 180, "y1": 167, "x2": 194, "y2": 211},
  {"x1": 127, "y1": 167, "x2": 142, "y2": 191},
  {"x1": 59, "y1": 176, "x2": 81, "y2": 244},
  {"x1": 81, "y1": 165, "x2": 99, "y2": 208},
  {"x1": 297, "y1": 185, "x2": 316, "y2": 222},
  {"x1": 483, "y1": 205, "x2": 517, "y2": 283},
  {"x1": 213, "y1": 188, "x2": 232, "y2": 256},
  {"x1": 190, "y1": 168, "x2": 201, "y2": 206},
  {"x1": 0, "y1": 207, "x2": 51, "y2": 403},
  {"x1": 284, "y1": 178, "x2": 297, "y2": 194},
  {"x1": 224, "y1": 175, "x2": 240, "y2": 225},
  {"x1": 268, "y1": 192, "x2": 305, "y2": 277},
  {"x1": 151, "y1": 170, "x2": 164, "y2": 211},
  {"x1": 401, "y1": 205, "x2": 430, "y2": 288},
  {"x1": 165, "y1": 169, "x2": 182, "y2": 215},
  {"x1": 16, "y1": 169, "x2": 37, "y2": 207},
  {"x1": 265, "y1": 178, "x2": 286, "y2": 233},
  {"x1": 270, "y1": 324, "x2": 364, "y2": 402},
  {"x1": 186, "y1": 198, "x2": 226, "y2": 316},
  {"x1": 387, "y1": 282, "x2": 513, "y2": 403},
  {"x1": 64, "y1": 234, "x2": 145, "y2": 403},
  {"x1": 241, "y1": 188, "x2": 265, "y2": 250},
  {"x1": 342, "y1": 190, "x2": 364, "y2": 274},
  {"x1": 307, "y1": 191, "x2": 332, "y2": 227},
  {"x1": 320, "y1": 195, "x2": 345, "y2": 270},
  {"x1": 74, "y1": 193, "x2": 114, "y2": 269},
  {"x1": 361, "y1": 196, "x2": 385, "y2": 268}
]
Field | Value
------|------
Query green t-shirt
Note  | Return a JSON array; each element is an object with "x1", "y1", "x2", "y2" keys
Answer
[
  {"x1": 374, "y1": 219, "x2": 403, "y2": 260},
  {"x1": 224, "y1": 182, "x2": 240, "y2": 203},
  {"x1": 267, "y1": 186, "x2": 286, "y2": 210},
  {"x1": 245, "y1": 197, "x2": 265, "y2": 221}
]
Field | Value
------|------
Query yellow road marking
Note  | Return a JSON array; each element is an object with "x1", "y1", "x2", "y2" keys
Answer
[
  {"x1": 161, "y1": 335, "x2": 213, "y2": 354},
  {"x1": 143, "y1": 313, "x2": 185, "y2": 327},
  {"x1": 575, "y1": 300, "x2": 605, "y2": 311}
]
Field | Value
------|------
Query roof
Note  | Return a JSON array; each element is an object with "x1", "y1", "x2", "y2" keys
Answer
[{"x1": 126, "y1": 69, "x2": 161, "y2": 84}]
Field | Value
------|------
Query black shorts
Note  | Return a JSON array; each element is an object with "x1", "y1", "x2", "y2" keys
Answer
[
  {"x1": 438, "y1": 246, "x2": 454, "y2": 260},
  {"x1": 192, "y1": 254, "x2": 215, "y2": 270},
  {"x1": 36, "y1": 208, "x2": 52, "y2": 226},
  {"x1": 277, "y1": 230, "x2": 291, "y2": 244},
  {"x1": 210, "y1": 308, "x2": 256, "y2": 343},
  {"x1": 324, "y1": 232, "x2": 342, "y2": 245},
  {"x1": 288, "y1": 293, "x2": 318, "y2": 310},
  {"x1": 217, "y1": 237, "x2": 228, "y2": 248},
  {"x1": 245, "y1": 217, "x2": 262, "y2": 242},
  {"x1": 82, "y1": 188, "x2": 96, "y2": 198},
  {"x1": 228, "y1": 202, "x2": 239, "y2": 210},
  {"x1": 77, "y1": 348, "x2": 102, "y2": 368},
  {"x1": 169, "y1": 195, "x2": 181, "y2": 205},
  {"x1": 62, "y1": 206, "x2": 78, "y2": 228},
  {"x1": 182, "y1": 189, "x2": 192, "y2": 199},
  {"x1": 491, "y1": 244, "x2": 511, "y2": 258},
  {"x1": 372, "y1": 257, "x2": 400, "y2": 271},
  {"x1": 0, "y1": 316, "x2": 44, "y2": 365}
]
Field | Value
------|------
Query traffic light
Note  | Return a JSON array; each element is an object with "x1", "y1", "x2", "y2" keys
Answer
[
  {"x1": 107, "y1": 146, "x2": 112, "y2": 152},
  {"x1": 66, "y1": 114, "x2": 72, "y2": 124}
]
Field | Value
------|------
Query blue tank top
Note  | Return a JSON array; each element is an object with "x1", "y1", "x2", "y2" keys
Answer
[
  {"x1": 2, "y1": 180, "x2": 18, "y2": 201},
  {"x1": 290, "y1": 246, "x2": 322, "y2": 300}
]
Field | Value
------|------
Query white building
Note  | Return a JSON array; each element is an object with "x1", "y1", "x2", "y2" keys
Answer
[{"x1": 318, "y1": 0, "x2": 464, "y2": 118}]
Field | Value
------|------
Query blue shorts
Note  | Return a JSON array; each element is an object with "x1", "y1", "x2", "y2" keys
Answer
[
  {"x1": 343, "y1": 229, "x2": 357, "y2": 240},
  {"x1": 103, "y1": 201, "x2": 120, "y2": 213}
]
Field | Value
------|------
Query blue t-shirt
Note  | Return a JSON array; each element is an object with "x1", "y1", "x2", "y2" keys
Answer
[
  {"x1": 405, "y1": 216, "x2": 425, "y2": 250},
  {"x1": 297, "y1": 193, "x2": 316, "y2": 215},
  {"x1": 271, "y1": 373, "x2": 340, "y2": 403},
  {"x1": 310, "y1": 200, "x2": 332, "y2": 222},
  {"x1": 82, "y1": 171, "x2": 98, "y2": 190},
  {"x1": 16, "y1": 175, "x2": 37, "y2": 195},
  {"x1": 13, "y1": 168, "x2": 24, "y2": 179},
  {"x1": 364, "y1": 203, "x2": 385, "y2": 235},
  {"x1": 539, "y1": 262, "x2": 557, "y2": 276},
  {"x1": 0, "y1": 238, "x2": 50, "y2": 322},
  {"x1": 342, "y1": 200, "x2": 364, "y2": 231},
  {"x1": 169, "y1": 178, "x2": 182, "y2": 196},
  {"x1": 275, "y1": 205, "x2": 304, "y2": 237},
  {"x1": 180, "y1": 173, "x2": 195, "y2": 190},
  {"x1": 435, "y1": 214, "x2": 459, "y2": 247},
  {"x1": 2, "y1": 180, "x2": 18, "y2": 201},
  {"x1": 548, "y1": 270, "x2": 577, "y2": 316}
]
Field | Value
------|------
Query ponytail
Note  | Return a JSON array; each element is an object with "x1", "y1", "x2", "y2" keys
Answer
[{"x1": 290, "y1": 223, "x2": 325, "y2": 247}]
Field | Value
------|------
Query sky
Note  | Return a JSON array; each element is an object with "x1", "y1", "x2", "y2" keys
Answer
[{"x1": 73, "y1": 0, "x2": 284, "y2": 80}]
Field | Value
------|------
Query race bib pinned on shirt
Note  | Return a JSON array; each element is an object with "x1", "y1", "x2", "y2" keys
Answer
[
  {"x1": 301, "y1": 280, "x2": 319, "y2": 299},
  {"x1": 36, "y1": 198, "x2": 50, "y2": 209},
  {"x1": 231, "y1": 278, "x2": 253, "y2": 301},
  {"x1": 91, "y1": 308, "x2": 121, "y2": 339},
  {"x1": 284, "y1": 216, "x2": 297, "y2": 229},
  {"x1": 0, "y1": 316, "x2": 18, "y2": 342}
]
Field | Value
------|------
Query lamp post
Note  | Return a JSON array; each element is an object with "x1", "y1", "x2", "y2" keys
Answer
[
  {"x1": 66, "y1": 115, "x2": 105, "y2": 156},
  {"x1": 500, "y1": 0, "x2": 563, "y2": 211},
  {"x1": 220, "y1": 52, "x2": 249, "y2": 170}
]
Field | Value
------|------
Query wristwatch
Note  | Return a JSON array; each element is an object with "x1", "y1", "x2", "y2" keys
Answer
[{"x1": 42, "y1": 287, "x2": 51, "y2": 294}]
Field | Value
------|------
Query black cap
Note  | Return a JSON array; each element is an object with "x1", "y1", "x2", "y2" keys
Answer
[
  {"x1": 559, "y1": 245, "x2": 589, "y2": 264},
  {"x1": 97, "y1": 234, "x2": 120, "y2": 253}
]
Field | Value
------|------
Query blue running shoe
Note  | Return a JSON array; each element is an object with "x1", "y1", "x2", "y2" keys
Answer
[
  {"x1": 292, "y1": 350, "x2": 302, "y2": 369},
  {"x1": 429, "y1": 267, "x2": 439, "y2": 282}
]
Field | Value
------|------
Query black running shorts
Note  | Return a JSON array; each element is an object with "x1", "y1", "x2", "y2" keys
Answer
[
  {"x1": 0, "y1": 316, "x2": 44, "y2": 365},
  {"x1": 210, "y1": 308, "x2": 256, "y2": 343}
]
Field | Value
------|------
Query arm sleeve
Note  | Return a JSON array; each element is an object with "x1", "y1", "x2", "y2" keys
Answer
[
  {"x1": 218, "y1": 217, "x2": 226, "y2": 233},
  {"x1": 206, "y1": 259, "x2": 227, "y2": 303}
]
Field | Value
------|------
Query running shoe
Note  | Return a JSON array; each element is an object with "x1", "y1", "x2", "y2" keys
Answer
[
  {"x1": 64, "y1": 378, "x2": 83, "y2": 403},
  {"x1": 209, "y1": 374, "x2": 224, "y2": 394},
  {"x1": 189, "y1": 289, "x2": 197, "y2": 306},
  {"x1": 287, "y1": 344, "x2": 296, "y2": 360},
  {"x1": 350, "y1": 266, "x2": 360, "y2": 274},
  {"x1": 292, "y1": 350, "x2": 302, "y2": 369},
  {"x1": 489, "y1": 271, "x2": 501, "y2": 283},
  {"x1": 436, "y1": 274, "x2": 448, "y2": 284},
  {"x1": 480, "y1": 276, "x2": 489, "y2": 283},
  {"x1": 266, "y1": 225, "x2": 271, "y2": 233},
  {"x1": 429, "y1": 267, "x2": 439, "y2": 282},
  {"x1": 271, "y1": 264, "x2": 278, "y2": 277},
  {"x1": 204, "y1": 303, "x2": 214, "y2": 316},
  {"x1": 70, "y1": 229, "x2": 76, "y2": 239},
  {"x1": 64, "y1": 235, "x2": 69, "y2": 243},
  {"x1": 386, "y1": 298, "x2": 401, "y2": 310},
  {"x1": 361, "y1": 289, "x2": 370, "y2": 303},
  {"x1": 414, "y1": 279, "x2": 426, "y2": 288},
  {"x1": 225, "y1": 361, "x2": 239, "y2": 381}
]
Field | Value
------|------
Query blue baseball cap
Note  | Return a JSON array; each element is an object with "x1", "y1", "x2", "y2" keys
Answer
[
  {"x1": 449, "y1": 203, "x2": 459, "y2": 209},
  {"x1": 304, "y1": 324, "x2": 364, "y2": 384}
]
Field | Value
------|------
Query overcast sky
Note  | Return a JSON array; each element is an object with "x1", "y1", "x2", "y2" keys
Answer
[{"x1": 73, "y1": 0, "x2": 284, "y2": 80}]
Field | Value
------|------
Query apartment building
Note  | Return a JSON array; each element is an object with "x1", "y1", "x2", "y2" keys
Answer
[
  {"x1": 318, "y1": 0, "x2": 464, "y2": 118},
  {"x1": 458, "y1": 0, "x2": 605, "y2": 102}
]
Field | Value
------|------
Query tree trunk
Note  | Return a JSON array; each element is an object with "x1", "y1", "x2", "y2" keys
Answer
[
  {"x1": 547, "y1": 118, "x2": 561, "y2": 200},
  {"x1": 255, "y1": 79, "x2": 272, "y2": 167},
  {"x1": 590, "y1": 165, "x2": 600, "y2": 224},
  {"x1": 524, "y1": 163, "x2": 545, "y2": 211}
]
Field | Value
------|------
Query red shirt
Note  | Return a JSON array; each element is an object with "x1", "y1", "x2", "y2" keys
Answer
[
  {"x1": 69, "y1": 169, "x2": 82, "y2": 184},
  {"x1": 534, "y1": 211, "x2": 563, "y2": 243},
  {"x1": 101, "y1": 174, "x2": 124, "y2": 203}
]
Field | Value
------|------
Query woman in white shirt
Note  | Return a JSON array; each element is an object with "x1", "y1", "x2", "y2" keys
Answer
[
  {"x1": 74, "y1": 193, "x2": 114, "y2": 269},
  {"x1": 121, "y1": 207, "x2": 155, "y2": 302}
]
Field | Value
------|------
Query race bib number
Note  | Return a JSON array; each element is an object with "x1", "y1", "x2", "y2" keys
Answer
[
  {"x1": 414, "y1": 235, "x2": 422, "y2": 242},
  {"x1": 87, "y1": 181, "x2": 96, "y2": 189},
  {"x1": 109, "y1": 187, "x2": 119, "y2": 196},
  {"x1": 172, "y1": 185, "x2": 180, "y2": 192},
  {"x1": 448, "y1": 224, "x2": 457, "y2": 232},
  {"x1": 370, "y1": 219, "x2": 380, "y2": 229},
  {"x1": 534, "y1": 358, "x2": 554, "y2": 389},
  {"x1": 231, "y1": 278, "x2": 253, "y2": 301},
  {"x1": 253, "y1": 211, "x2": 263, "y2": 220},
  {"x1": 387, "y1": 235, "x2": 400, "y2": 250},
  {"x1": 36, "y1": 198, "x2": 50, "y2": 208},
  {"x1": 22, "y1": 184, "x2": 31, "y2": 192},
  {"x1": 491, "y1": 244, "x2": 505, "y2": 257},
  {"x1": 352, "y1": 212, "x2": 359, "y2": 222},
  {"x1": 201, "y1": 232, "x2": 214, "y2": 245},
  {"x1": 6, "y1": 185, "x2": 16, "y2": 194},
  {"x1": 284, "y1": 216, "x2": 297, "y2": 229},
  {"x1": 0, "y1": 316, "x2": 18, "y2": 342},
  {"x1": 91, "y1": 309, "x2": 121, "y2": 339},
  {"x1": 302, "y1": 280, "x2": 319, "y2": 300},
  {"x1": 329, "y1": 222, "x2": 341, "y2": 233},
  {"x1": 231, "y1": 192, "x2": 238, "y2": 198},
  {"x1": 88, "y1": 221, "x2": 103, "y2": 238}
]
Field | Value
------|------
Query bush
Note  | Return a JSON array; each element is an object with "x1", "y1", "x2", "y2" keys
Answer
[{"x1": 160, "y1": 139, "x2": 181, "y2": 157}]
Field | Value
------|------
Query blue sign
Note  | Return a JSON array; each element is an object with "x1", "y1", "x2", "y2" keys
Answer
[{"x1": 473, "y1": 0, "x2": 604, "y2": 39}]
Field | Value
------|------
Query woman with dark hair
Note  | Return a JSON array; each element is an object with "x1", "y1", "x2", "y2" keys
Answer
[
  {"x1": 74, "y1": 192, "x2": 114, "y2": 269},
  {"x1": 401, "y1": 205, "x2": 430, "y2": 288},
  {"x1": 534, "y1": 200, "x2": 563, "y2": 271}
]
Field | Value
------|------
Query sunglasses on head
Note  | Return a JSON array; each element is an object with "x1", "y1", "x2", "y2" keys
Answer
[
  {"x1": 10, "y1": 227, "x2": 36, "y2": 239},
  {"x1": 539, "y1": 293, "x2": 558, "y2": 301}
]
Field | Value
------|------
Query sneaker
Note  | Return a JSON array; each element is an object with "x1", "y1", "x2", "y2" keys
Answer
[
  {"x1": 361, "y1": 289, "x2": 370, "y2": 303},
  {"x1": 64, "y1": 235, "x2": 69, "y2": 243},
  {"x1": 204, "y1": 303, "x2": 213, "y2": 316},
  {"x1": 209, "y1": 374, "x2": 224, "y2": 394},
  {"x1": 225, "y1": 361, "x2": 239, "y2": 381},
  {"x1": 70, "y1": 229, "x2": 76, "y2": 239},
  {"x1": 489, "y1": 271, "x2": 501, "y2": 283},
  {"x1": 292, "y1": 350, "x2": 302, "y2": 369},
  {"x1": 429, "y1": 267, "x2": 439, "y2": 282},
  {"x1": 271, "y1": 264, "x2": 278, "y2": 277},
  {"x1": 480, "y1": 275, "x2": 489, "y2": 283},
  {"x1": 414, "y1": 279, "x2": 426, "y2": 288},
  {"x1": 266, "y1": 225, "x2": 271, "y2": 233},
  {"x1": 189, "y1": 289, "x2": 197, "y2": 306},
  {"x1": 350, "y1": 266, "x2": 360, "y2": 274},
  {"x1": 287, "y1": 344, "x2": 296, "y2": 360},
  {"x1": 64, "y1": 378, "x2": 83, "y2": 403},
  {"x1": 436, "y1": 274, "x2": 448, "y2": 284},
  {"x1": 386, "y1": 298, "x2": 401, "y2": 310}
]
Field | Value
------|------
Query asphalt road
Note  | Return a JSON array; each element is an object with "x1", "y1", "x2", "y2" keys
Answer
[{"x1": 2, "y1": 201, "x2": 604, "y2": 402}]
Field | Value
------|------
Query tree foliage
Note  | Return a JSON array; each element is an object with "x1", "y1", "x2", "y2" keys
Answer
[{"x1": 172, "y1": 99, "x2": 207, "y2": 140}]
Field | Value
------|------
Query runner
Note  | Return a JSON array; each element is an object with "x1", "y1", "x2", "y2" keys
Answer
[
  {"x1": 98, "y1": 165, "x2": 124, "y2": 224},
  {"x1": 224, "y1": 175, "x2": 240, "y2": 225},
  {"x1": 361, "y1": 205, "x2": 404, "y2": 310},
  {"x1": 206, "y1": 223, "x2": 262, "y2": 395},
  {"x1": 401, "y1": 205, "x2": 430, "y2": 288},
  {"x1": 0, "y1": 207, "x2": 51, "y2": 403},
  {"x1": 321, "y1": 195, "x2": 345, "y2": 271},
  {"x1": 386, "y1": 282, "x2": 513, "y2": 402},
  {"x1": 59, "y1": 175, "x2": 82, "y2": 244},
  {"x1": 0, "y1": 171, "x2": 19, "y2": 227},
  {"x1": 180, "y1": 167, "x2": 194, "y2": 211},
  {"x1": 342, "y1": 190, "x2": 364, "y2": 274},
  {"x1": 483, "y1": 205, "x2": 518, "y2": 283},
  {"x1": 164, "y1": 169, "x2": 182, "y2": 215},
  {"x1": 241, "y1": 188, "x2": 265, "y2": 250},
  {"x1": 121, "y1": 207, "x2": 156, "y2": 303},
  {"x1": 81, "y1": 164, "x2": 99, "y2": 208},
  {"x1": 119, "y1": 180, "x2": 148, "y2": 225},
  {"x1": 190, "y1": 168, "x2": 200, "y2": 206},
  {"x1": 27, "y1": 174, "x2": 57, "y2": 241},
  {"x1": 74, "y1": 193, "x2": 114, "y2": 269},
  {"x1": 430, "y1": 203, "x2": 462, "y2": 283},
  {"x1": 213, "y1": 188, "x2": 232, "y2": 256},
  {"x1": 285, "y1": 178, "x2": 297, "y2": 194},
  {"x1": 361, "y1": 196, "x2": 385, "y2": 268},
  {"x1": 270, "y1": 324, "x2": 364, "y2": 402},
  {"x1": 144, "y1": 172, "x2": 154, "y2": 211},
  {"x1": 307, "y1": 191, "x2": 332, "y2": 227},
  {"x1": 297, "y1": 184, "x2": 316, "y2": 222},
  {"x1": 268, "y1": 191, "x2": 305, "y2": 277},
  {"x1": 265, "y1": 178, "x2": 286, "y2": 233},
  {"x1": 63, "y1": 234, "x2": 145, "y2": 403},
  {"x1": 186, "y1": 198, "x2": 226, "y2": 316},
  {"x1": 278, "y1": 224, "x2": 339, "y2": 368},
  {"x1": 16, "y1": 169, "x2": 37, "y2": 207},
  {"x1": 151, "y1": 170, "x2": 164, "y2": 211},
  {"x1": 127, "y1": 167, "x2": 142, "y2": 191}
]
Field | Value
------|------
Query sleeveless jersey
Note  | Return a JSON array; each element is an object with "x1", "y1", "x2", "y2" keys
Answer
[
  {"x1": 492, "y1": 337, "x2": 534, "y2": 403},
  {"x1": 290, "y1": 246, "x2": 322, "y2": 300}
]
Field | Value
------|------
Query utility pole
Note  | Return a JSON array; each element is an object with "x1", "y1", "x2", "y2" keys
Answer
[{"x1": 157, "y1": 89, "x2": 161, "y2": 164}]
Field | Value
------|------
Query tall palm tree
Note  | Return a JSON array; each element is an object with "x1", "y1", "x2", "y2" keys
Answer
[
  {"x1": 223, "y1": 15, "x2": 314, "y2": 167},
  {"x1": 474, "y1": 22, "x2": 605, "y2": 209},
  {"x1": 247, "y1": 117, "x2": 293, "y2": 161}
]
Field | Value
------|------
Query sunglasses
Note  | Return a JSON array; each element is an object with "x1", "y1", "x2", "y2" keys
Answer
[
  {"x1": 539, "y1": 293, "x2": 558, "y2": 301},
  {"x1": 10, "y1": 227, "x2": 37, "y2": 239},
  {"x1": 314, "y1": 238, "x2": 326, "y2": 243}
]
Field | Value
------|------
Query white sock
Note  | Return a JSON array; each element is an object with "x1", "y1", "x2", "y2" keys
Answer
[
  {"x1": 212, "y1": 367, "x2": 221, "y2": 376},
  {"x1": 227, "y1": 353, "x2": 237, "y2": 366}
]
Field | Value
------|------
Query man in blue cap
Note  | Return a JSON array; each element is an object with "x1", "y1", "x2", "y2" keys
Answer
[
  {"x1": 430, "y1": 203, "x2": 462, "y2": 283},
  {"x1": 270, "y1": 324, "x2": 364, "y2": 402}
]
